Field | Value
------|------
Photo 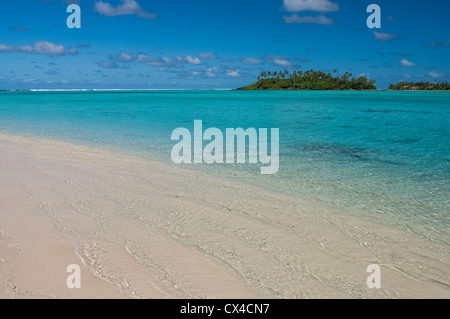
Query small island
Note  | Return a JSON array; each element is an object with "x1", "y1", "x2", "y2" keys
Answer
[
  {"x1": 238, "y1": 69, "x2": 377, "y2": 90},
  {"x1": 388, "y1": 81, "x2": 450, "y2": 91}
]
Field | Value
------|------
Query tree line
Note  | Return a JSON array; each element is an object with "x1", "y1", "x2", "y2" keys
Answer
[
  {"x1": 238, "y1": 69, "x2": 377, "y2": 90},
  {"x1": 239, "y1": 70, "x2": 450, "y2": 91},
  {"x1": 388, "y1": 81, "x2": 450, "y2": 91}
]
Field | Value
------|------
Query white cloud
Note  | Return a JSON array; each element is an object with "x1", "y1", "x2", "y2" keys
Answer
[
  {"x1": 0, "y1": 43, "x2": 32, "y2": 53},
  {"x1": 240, "y1": 57, "x2": 262, "y2": 65},
  {"x1": 94, "y1": 0, "x2": 157, "y2": 19},
  {"x1": 373, "y1": 31, "x2": 399, "y2": 42},
  {"x1": 283, "y1": 0, "x2": 339, "y2": 13},
  {"x1": 429, "y1": 71, "x2": 442, "y2": 78},
  {"x1": 110, "y1": 52, "x2": 133, "y2": 62},
  {"x1": 133, "y1": 54, "x2": 182, "y2": 67},
  {"x1": 45, "y1": 80, "x2": 68, "y2": 84},
  {"x1": 206, "y1": 67, "x2": 218, "y2": 78},
  {"x1": 198, "y1": 52, "x2": 217, "y2": 59},
  {"x1": 226, "y1": 70, "x2": 240, "y2": 77},
  {"x1": 274, "y1": 59, "x2": 293, "y2": 67},
  {"x1": 135, "y1": 54, "x2": 151, "y2": 63},
  {"x1": 185, "y1": 55, "x2": 202, "y2": 65},
  {"x1": 399, "y1": 59, "x2": 417, "y2": 67},
  {"x1": 107, "y1": 52, "x2": 208, "y2": 68},
  {"x1": 34, "y1": 41, "x2": 65, "y2": 55},
  {"x1": 283, "y1": 14, "x2": 334, "y2": 25},
  {"x1": 0, "y1": 41, "x2": 77, "y2": 55},
  {"x1": 21, "y1": 78, "x2": 38, "y2": 83},
  {"x1": 264, "y1": 54, "x2": 302, "y2": 69},
  {"x1": 192, "y1": 71, "x2": 200, "y2": 76}
]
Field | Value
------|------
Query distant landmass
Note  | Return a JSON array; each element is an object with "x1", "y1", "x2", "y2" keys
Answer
[
  {"x1": 388, "y1": 81, "x2": 450, "y2": 91},
  {"x1": 238, "y1": 70, "x2": 450, "y2": 91},
  {"x1": 238, "y1": 70, "x2": 377, "y2": 90}
]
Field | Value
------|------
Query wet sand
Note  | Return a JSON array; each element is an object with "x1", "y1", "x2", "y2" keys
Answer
[{"x1": 0, "y1": 134, "x2": 449, "y2": 298}]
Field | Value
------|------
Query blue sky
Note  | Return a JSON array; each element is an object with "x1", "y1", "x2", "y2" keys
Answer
[{"x1": 0, "y1": 0, "x2": 449, "y2": 89}]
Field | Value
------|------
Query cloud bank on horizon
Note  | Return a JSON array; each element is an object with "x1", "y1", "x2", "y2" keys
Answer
[
  {"x1": 0, "y1": 40, "x2": 78, "y2": 55},
  {"x1": 0, "y1": 0, "x2": 448, "y2": 89}
]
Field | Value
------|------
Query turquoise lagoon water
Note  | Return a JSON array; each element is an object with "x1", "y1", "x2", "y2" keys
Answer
[{"x1": 0, "y1": 91, "x2": 449, "y2": 244}]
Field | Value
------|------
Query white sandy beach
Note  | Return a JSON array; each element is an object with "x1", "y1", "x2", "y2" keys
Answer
[{"x1": 0, "y1": 134, "x2": 449, "y2": 299}]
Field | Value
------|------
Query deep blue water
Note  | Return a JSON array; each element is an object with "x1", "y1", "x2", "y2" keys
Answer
[{"x1": 0, "y1": 90, "x2": 449, "y2": 243}]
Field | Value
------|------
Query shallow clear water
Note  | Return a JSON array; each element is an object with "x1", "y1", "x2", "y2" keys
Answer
[{"x1": 0, "y1": 90, "x2": 449, "y2": 243}]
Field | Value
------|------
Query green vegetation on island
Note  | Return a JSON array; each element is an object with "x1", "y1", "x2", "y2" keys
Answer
[
  {"x1": 388, "y1": 81, "x2": 450, "y2": 91},
  {"x1": 238, "y1": 69, "x2": 377, "y2": 90}
]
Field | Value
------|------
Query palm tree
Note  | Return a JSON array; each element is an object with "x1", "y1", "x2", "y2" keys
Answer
[{"x1": 292, "y1": 71, "x2": 297, "y2": 88}]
